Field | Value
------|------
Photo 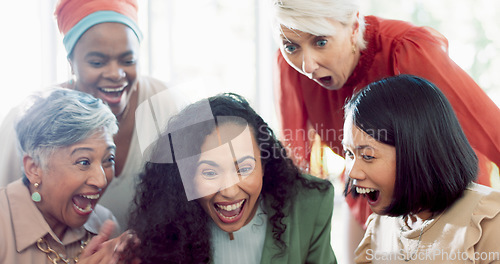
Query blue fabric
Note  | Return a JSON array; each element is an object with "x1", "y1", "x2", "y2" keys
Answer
[{"x1": 63, "y1": 10, "x2": 143, "y2": 55}]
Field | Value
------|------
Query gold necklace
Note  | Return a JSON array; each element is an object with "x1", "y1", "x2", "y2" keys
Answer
[
  {"x1": 399, "y1": 216, "x2": 431, "y2": 262},
  {"x1": 36, "y1": 232, "x2": 91, "y2": 264}
]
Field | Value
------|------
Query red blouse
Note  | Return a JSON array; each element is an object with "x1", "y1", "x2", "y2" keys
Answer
[{"x1": 274, "y1": 15, "x2": 500, "y2": 226}]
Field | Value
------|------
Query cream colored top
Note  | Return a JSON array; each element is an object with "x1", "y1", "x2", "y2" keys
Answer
[
  {"x1": 355, "y1": 183, "x2": 500, "y2": 264},
  {"x1": 0, "y1": 179, "x2": 118, "y2": 264}
]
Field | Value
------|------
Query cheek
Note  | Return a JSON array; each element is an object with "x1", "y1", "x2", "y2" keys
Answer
[
  {"x1": 105, "y1": 167, "x2": 114, "y2": 182},
  {"x1": 197, "y1": 196, "x2": 214, "y2": 215},
  {"x1": 75, "y1": 66, "x2": 101, "y2": 85},
  {"x1": 241, "y1": 173, "x2": 263, "y2": 197},
  {"x1": 125, "y1": 66, "x2": 138, "y2": 81},
  {"x1": 281, "y1": 52, "x2": 303, "y2": 71}
]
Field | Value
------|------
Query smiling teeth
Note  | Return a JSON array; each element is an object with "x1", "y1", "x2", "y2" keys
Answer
[
  {"x1": 356, "y1": 187, "x2": 377, "y2": 194},
  {"x1": 82, "y1": 194, "x2": 100, "y2": 200},
  {"x1": 216, "y1": 200, "x2": 244, "y2": 211},
  {"x1": 75, "y1": 203, "x2": 93, "y2": 213},
  {"x1": 100, "y1": 87, "x2": 125, "y2": 93}
]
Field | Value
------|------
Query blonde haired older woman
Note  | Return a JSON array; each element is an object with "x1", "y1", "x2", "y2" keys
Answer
[{"x1": 270, "y1": 0, "x2": 500, "y2": 260}]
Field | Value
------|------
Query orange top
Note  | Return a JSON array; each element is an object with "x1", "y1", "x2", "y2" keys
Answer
[
  {"x1": 54, "y1": 0, "x2": 139, "y2": 35},
  {"x1": 274, "y1": 16, "x2": 500, "y2": 226}
]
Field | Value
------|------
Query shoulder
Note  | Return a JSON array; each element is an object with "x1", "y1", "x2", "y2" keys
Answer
[
  {"x1": 371, "y1": 15, "x2": 448, "y2": 49},
  {"x1": 450, "y1": 183, "x2": 500, "y2": 251},
  {"x1": 291, "y1": 174, "x2": 334, "y2": 219},
  {"x1": 135, "y1": 76, "x2": 190, "y2": 123},
  {"x1": 137, "y1": 76, "x2": 168, "y2": 97},
  {"x1": 297, "y1": 174, "x2": 334, "y2": 199}
]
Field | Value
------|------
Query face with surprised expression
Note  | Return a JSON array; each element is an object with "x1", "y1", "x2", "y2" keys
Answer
[
  {"x1": 342, "y1": 119, "x2": 396, "y2": 215},
  {"x1": 195, "y1": 123, "x2": 263, "y2": 233},
  {"x1": 24, "y1": 129, "x2": 116, "y2": 237},
  {"x1": 279, "y1": 19, "x2": 360, "y2": 90}
]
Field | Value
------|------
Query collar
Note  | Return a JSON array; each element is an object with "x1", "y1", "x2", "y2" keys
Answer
[{"x1": 7, "y1": 180, "x2": 98, "y2": 252}]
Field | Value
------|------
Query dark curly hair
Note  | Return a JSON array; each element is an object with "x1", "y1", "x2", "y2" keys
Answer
[{"x1": 128, "y1": 93, "x2": 330, "y2": 263}]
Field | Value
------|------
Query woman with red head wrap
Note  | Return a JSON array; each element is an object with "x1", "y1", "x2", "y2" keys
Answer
[{"x1": 0, "y1": 0, "x2": 187, "y2": 232}]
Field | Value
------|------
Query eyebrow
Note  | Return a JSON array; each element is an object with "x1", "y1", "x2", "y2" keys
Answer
[
  {"x1": 71, "y1": 145, "x2": 116, "y2": 156},
  {"x1": 85, "y1": 51, "x2": 135, "y2": 59},
  {"x1": 236, "y1": 155, "x2": 256, "y2": 164},
  {"x1": 355, "y1": 145, "x2": 373, "y2": 150},
  {"x1": 197, "y1": 155, "x2": 256, "y2": 167},
  {"x1": 197, "y1": 160, "x2": 219, "y2": 167}
]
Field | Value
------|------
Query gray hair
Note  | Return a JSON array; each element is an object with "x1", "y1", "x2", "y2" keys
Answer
[
  {"x1": 16, "y1": 88, "x2": 118, "y2": 168},
  {"x1": 271, "y1": 0, "x2": 367, "y2": 50}
]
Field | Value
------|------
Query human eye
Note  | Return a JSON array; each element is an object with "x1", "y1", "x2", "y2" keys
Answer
[
  {"x1": 75, "y1": 159, "x2": 91, "y2": 169},
  {"x1": 103, "y1": 154, "x2": 115, "y2": 167},
  {"x1": 121, "y1": 57, "x2": 137, "y2": 66},
  {"x1": 315, "y1": 38, "x2": 328, "y2": 47},
  {"x1": 343, "y1": 149, "x2": 354, "y2": 159},
  {"x1": 201, "y1": 169, "x2": 218, "y2": 179},
  {"x1": 361, "y1": 154, "x2": 375, "y2": 161},
  {"x1": 283, "y1": 43, "x2": 298, "y2": 54},
  {"x1": 237, "y1": 165, "x2": 254, "y2": 176},
  {"x1": 88, "y1": 60, "x2": 105, "y2": 68}
]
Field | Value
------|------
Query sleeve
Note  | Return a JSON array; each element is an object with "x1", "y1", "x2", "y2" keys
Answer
[
  {"x1": 391, "y1": 26, "x2": 500, "y2": 178},
  {"x1": 274, "y1": 51, "x2": 312, "y2": 167},
  {"x1": 354, "y1": 215, "x2": 376, "y2": 264},
  {"x1": 465, "y1": 189, "x2": 500, "y2": 263},
  {"x1": 0, "y1": 107, "x2": 24, "y2": 187},
  {"x1": 305, "y1": 184, "x2": 337, "y2": 264}
]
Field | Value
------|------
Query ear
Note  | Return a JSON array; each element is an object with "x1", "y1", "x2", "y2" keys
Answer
[
  {"x1": 23, "y1": 155, "x2": 42, "y2": 184},
  {"x1": 351, "y1": 11, "x2": 360, "y2": 42},
  {"x1": 68, "y1": 58, "x2": 75, "y2": 75}
]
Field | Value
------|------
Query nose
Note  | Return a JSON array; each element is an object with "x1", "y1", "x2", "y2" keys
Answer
[
  {"x1": 218, "y1": 172, "x2": 240, "y2": 198},
  {"x1": 346, "y1": 158, "x2": 366, "y2": 181},
  {"x1": 301, "y1": 50, "x2": 319, "y2": 77},
  {"x1": 87, "y1": 164, "x2": 108, "y2": 189},
  {"x1": 103, "y1": 61, "x2": 126, "y2": 81}
]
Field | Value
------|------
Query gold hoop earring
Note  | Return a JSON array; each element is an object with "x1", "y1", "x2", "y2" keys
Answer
[
  {"x1": 32, "y1": 182, "x2": 41, "y2": 203},
  {"x1": 352, "y1": 44, "x2": 356, "y2": 54}
]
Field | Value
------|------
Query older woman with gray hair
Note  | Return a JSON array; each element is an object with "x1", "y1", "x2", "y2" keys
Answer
[
  {"x1": 270, "y1": 0, "x2": 500, "y2": 261},
  {"x1": 0, "y1": 89, "x2": 137, "y2": 263}
]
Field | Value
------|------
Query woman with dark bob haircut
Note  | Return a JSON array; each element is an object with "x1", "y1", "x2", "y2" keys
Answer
[
  {"x1": 342, "y1": 75, "x2": 500, "y2": 263},
  {"x1": 127, "y1": 93, "x2": 337, "y2": 263}
]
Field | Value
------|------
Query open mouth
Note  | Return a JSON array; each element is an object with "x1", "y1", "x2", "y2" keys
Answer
[
  {"x1": 356, "y1": 186, "x2": 380, "y2": 204},
  {"x1": 317, "y1": 76, "x2": 333, "y2": 87},
  {"x1": 72, "y1": 193, "x2": 100, "y2": 215},
  {"x1": 214, "y1": 199, "x2": 245, "y2": 223},
  {"x1": 97, "y1": 86, "x2": 127, "y2": 105},
  {"x1": 98, "y1": 86, "x2": 126, "y2": 93}
]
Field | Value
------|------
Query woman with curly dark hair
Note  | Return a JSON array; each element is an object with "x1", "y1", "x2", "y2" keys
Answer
[{"x1": 127, "y1": 93, "x2": 337, "y2": 263}]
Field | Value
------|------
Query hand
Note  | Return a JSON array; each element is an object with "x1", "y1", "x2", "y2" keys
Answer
[
  {"x1": 78, "y1": 220, "x2": 141, "y2": 264},
  {"x1": 110, "y1": 229, "x2": 141, "y2": 264},
  {"x1": 80, "y1": 219, "x2": 116, "y2": 258}
]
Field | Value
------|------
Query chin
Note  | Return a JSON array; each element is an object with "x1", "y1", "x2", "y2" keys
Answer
[
  {"x1": 217, "y1": 222, "x2": 243, "y2": 233},
  {"x1": 318, "y1": 82, "x2": 342, "y2": 91}
]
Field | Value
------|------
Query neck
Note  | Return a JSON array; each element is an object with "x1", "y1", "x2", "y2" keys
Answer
[{"x1": 38, "y1": 209, "x2": 68, "y2": 240}]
